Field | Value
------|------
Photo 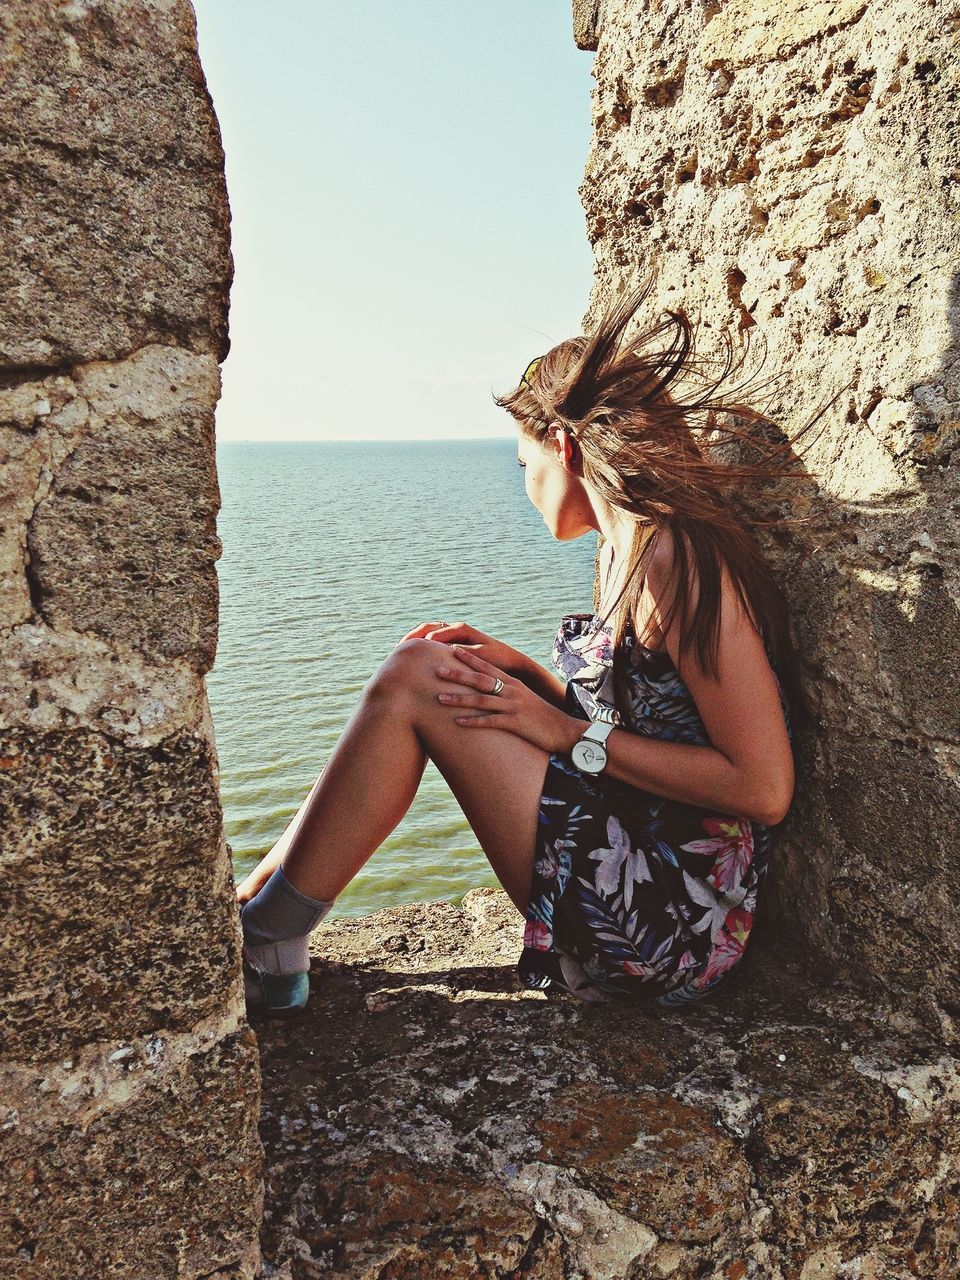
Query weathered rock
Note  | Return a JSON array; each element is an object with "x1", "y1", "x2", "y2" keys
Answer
[
  {"x1": 1, "y1": 1026, "x2": 262, "y2": 1279},
  {"x1": 254, "y1": 891, "x2": 960, "y2": 1279},
  {"x1": 573, "y1": 0, "x2": 601, "y2": 51},
  {"x1": 0, "y1": 726, "x2": 238, "y2": 1062},
  {"x1": 0, "y1": 2, "x2": 260, "y2": 1276},
  {"x1": 18, "y1": 345, "x2": 224, "y2": 669},
  {"x1": 578, "y1": 0, "x2": 960, "y2": 1019},
  {"x1": 0, "y1": 0, "x2": 232, "y2": 368}
]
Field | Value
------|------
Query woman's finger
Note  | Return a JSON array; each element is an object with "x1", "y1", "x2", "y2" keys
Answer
[
  {"x1": 397, "y1": 619, "x2": 468, "y2": 640},
  {"x1": 395, "y1": 622, "x2": 434, "y2": 643},
  {"x1": 449, "y1": 645, "x2": 507, "y2": 680},
  {"x1": 428, "y1": 625, "x2": 482, "y2": 647},
  {"x1": 435, "y1": 659, "x2": 490, "y2": 687},
  {"x1": 437, "y1": 690, "x2": 509, "y2": 710}
]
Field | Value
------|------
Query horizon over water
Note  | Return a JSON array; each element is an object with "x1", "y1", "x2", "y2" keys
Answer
[{"x1": 208, "y1": 438, "x2": 598, "y2": 919}]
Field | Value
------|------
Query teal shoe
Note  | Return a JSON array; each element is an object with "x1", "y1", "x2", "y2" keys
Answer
[{"x1": 242, "y1": 947, "x2": 310, "y2": 1019}]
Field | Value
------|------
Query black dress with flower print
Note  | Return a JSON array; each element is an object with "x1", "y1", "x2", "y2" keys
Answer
[{"x1": 518, "y1": 610, "x2": 794, "y2": 1007}]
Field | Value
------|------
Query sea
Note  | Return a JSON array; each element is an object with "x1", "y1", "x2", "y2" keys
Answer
[{"x1": 207, "y1": 439, "x2": 598, "y2": 919}]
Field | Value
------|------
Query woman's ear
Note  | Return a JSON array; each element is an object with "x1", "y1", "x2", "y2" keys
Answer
[{"x1": 549, "y1": 421, "x2": 573, "y2": 467}]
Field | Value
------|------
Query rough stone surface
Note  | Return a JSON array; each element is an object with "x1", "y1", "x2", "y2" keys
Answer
[
  {"x1": 578, "y1": 0, "x2": 960, "y2": 1017},
  {"x1": 0, "y1": 2, "x2": 261, "y2": 1276},
  {"x1": 0, "y1": 0, "x2": 232, "y2": 368},
  {"x1": 10, "y1": 344, "x2": 224, "y2": 669},
  {"x1": 255, "y1": 891, "x2": 960, "y2": 1279},
  {"x1": 0, "y1": 726, "x2": 239, "y2": 1062},
  {"x1": 1, "y1": 1027, "x2": 262, "y2": 1279},
  {"x1": 573, "y1": 0, "x2": 601, "y2": 51}
]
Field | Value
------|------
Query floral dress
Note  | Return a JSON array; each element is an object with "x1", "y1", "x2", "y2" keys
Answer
[{"x1": 518, "y1": 606, "x2": 793, "y2": 1009}]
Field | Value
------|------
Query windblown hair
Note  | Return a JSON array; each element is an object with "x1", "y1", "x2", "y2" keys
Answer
[{"x1": 495, "y1": 276, "x2": 843, "y2": 734}]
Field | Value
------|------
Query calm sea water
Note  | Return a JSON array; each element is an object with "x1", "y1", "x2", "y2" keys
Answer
[{"x1": 208, "y1": 439, "x2": 598, "y2": 919}]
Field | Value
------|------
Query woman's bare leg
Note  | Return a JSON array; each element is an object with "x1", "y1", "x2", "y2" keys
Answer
[
  {"x1": 270, "y1": 638, "x2": 552, "y2": 913},
  {"x1": 236, "y1": 768, "x2": 328, "y2": 903}
]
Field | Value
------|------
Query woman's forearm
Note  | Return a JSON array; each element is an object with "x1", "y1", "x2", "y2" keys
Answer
[{"x1": 556, "y1": 717, "x2": 792, "y2": 827}]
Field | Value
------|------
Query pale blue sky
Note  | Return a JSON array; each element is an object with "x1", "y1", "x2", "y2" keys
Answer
[{"x1": 192, "y1": 1, "x2": 596, "y2": 441}]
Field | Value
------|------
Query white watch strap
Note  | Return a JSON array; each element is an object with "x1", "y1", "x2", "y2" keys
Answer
[{"x1": 581, "y1": 720, "x2": 615, "y2": 746}]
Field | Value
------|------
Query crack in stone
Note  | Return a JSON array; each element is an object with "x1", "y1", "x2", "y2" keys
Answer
[
  {"x1": 0, "y1": 129, "x2": 225, "y2": 176},
  {"x1": 0, "y1": 359, "x2": 80, "y2": 388},
  {"x1": 23, "y1": 430, "x2": 91, "y2": 630},
  {"x1": 0, "y1": 335, "x2": 200, "y2": 381}
]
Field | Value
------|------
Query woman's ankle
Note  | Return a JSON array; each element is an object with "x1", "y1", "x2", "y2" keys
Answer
[
  {"x1": 241, "y1": 866, "x2": 335, "y2": 953},
  {"x1": 243, "y1": 934, "x2": 311, "y2": 976}
]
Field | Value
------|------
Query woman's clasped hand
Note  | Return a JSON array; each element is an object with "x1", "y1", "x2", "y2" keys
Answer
[
  {"x1": 396, "y1": 620, "x2": 581, "y2": 756},
  {"x1": 395, "y1": 618, "x2": 530, "y2": 675}
]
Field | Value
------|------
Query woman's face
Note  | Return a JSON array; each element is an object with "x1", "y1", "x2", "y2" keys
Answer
[{"x1": 517, "y1": 430, "x2": 595, "y2": 541}]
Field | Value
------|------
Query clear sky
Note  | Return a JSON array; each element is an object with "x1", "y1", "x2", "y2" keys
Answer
[{"x1": 192, "y1": 1, "x2": 596, "y2": 441}]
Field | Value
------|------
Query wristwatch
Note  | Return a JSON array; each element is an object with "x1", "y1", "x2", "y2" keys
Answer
[{"x1": 571, "y1": 719, "x2": 616, "y2": 774}]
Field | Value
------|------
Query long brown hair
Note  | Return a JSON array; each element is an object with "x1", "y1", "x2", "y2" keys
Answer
[{"x1": 495, "y1": 277, "x2": 845, "y2": 734}]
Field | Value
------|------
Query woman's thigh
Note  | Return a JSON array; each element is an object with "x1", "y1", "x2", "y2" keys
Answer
[{"x1": 375, "y1": 639, "x2": 554, "y2": 913}]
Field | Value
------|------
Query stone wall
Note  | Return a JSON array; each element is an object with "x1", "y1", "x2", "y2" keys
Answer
[
  {"x1": 577, "y1": 0, "x2": 960, "y2": 1026},
  {"x1": 0, "y1": 4, "x2": 262, "y2": 1276}
]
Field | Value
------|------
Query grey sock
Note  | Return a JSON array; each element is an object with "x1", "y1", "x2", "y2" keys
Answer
[{"x1": 241, "y1": 867, "x2": 334, "y2": 975}]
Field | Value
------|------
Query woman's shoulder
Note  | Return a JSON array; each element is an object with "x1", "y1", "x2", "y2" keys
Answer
[{"x1": 641, "y1": 525, "x2": 695, "y2": 594}]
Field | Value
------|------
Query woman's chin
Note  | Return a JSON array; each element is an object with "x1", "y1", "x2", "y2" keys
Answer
[{"x1": 551, "y1": 521, "x2": 588, "y2": 543}]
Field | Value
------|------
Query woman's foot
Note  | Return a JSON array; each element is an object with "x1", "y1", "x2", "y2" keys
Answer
[
  {"x1": 238, "y1": 871, "x2": 333, "y2": 1020},
  {"x1": 238, "y1": 903, "x2": 311, "y2": 1019},
  {"x1": 241, "y1": 952, "x2": 309, "y2": 1018},
  {"x1": 242, "y1": 949, "x2": 310, "y2": 1019}
]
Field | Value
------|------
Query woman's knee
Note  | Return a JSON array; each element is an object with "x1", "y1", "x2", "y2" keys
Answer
[{"x1": 365, "y1": 637, "x2": 445, "y2": 705}]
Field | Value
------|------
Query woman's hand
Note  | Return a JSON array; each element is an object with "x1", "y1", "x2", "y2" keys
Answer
[
  {"x1": 397, "y1": 619, "x2": 533, "y2": 679},
  {"x1": 436, "y1": 645, "x2": 583, "y2": 756}
]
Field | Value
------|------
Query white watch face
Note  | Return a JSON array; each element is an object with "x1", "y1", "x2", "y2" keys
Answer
[{"x1": 571, "y1": 738, "x2": 607, "y2": 773}]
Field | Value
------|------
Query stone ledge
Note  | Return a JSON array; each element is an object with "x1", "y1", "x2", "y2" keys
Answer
[{"x1": 253, "y1": 890, "x2": 960, "y2": 1279}]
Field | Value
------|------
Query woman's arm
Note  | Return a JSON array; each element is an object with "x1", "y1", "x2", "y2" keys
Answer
[
  {"x1": 557, "y1": 721, "x2": 792, "y2": 826},
  {"x1": 556, "y1": 532, "x2": 795, "y2": 825}
]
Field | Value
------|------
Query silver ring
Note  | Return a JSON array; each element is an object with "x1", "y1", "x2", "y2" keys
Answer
[{"x1": 491, "y1": 677, "x2": 504, "y2": 695}]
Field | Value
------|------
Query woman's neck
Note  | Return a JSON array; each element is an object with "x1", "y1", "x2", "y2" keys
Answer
[
  {"x1": 601, "y1": 517, "x2": 656, "y2": 570},
  {"x1": 597, "y1": 519, "x2": 662, "y2": 645}
]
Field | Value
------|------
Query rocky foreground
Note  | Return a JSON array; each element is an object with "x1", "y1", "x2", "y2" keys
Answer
[{"x1": 251, "y1": 890, "x2": 959, "y2": 1280}]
